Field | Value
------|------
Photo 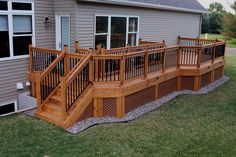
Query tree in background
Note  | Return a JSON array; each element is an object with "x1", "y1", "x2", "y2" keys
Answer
[
  {"x1": 201, "y1": 2, "x2": 225, "y2": 34},
  {"x1": 222, "y1": 2, "x2": 236, "y2": 39}
]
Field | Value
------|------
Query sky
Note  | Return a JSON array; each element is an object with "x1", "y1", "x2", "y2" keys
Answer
[{"x1": 197, "y1": 0, "x2": 235, "y2": 13}]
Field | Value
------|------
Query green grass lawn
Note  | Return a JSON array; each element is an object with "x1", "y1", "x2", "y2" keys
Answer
[
  {"x1": 201, "y1": 33, "x2": 236, "y2": 48},
  {"x1": 1, "y1": 55, "x2": 236, "y2": 157}
]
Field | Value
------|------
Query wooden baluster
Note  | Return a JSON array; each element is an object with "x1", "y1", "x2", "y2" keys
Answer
[
  {"x1": 61, "y1": 77, "x2": 67, "y2": 119},
  {"x1": 178, "y1": 35, "x2": 181, "y2": 45}
]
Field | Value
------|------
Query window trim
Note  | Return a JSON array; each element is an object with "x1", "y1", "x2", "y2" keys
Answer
[
  {"x1": 0, "y1": 100, "x2": 17, "y2": 117},
  {"x1": 94, "y1": 14, "x2": 140, "y2": 49},
  {"x1": 0, "y1": 0, "x2": 35, "y2": 61}
]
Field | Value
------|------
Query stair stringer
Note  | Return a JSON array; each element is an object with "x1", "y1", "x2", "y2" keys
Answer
[{"x1": 63, "y1": 84, "x2": 94, "y2": 128}]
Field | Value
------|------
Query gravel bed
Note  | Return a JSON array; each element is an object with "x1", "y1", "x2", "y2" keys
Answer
[
  {"x1": 66, "y1": 76, "x2": 229, "y2": 134},
  {"x1": 21, "y1": 76, "x2": 229, "y2": 134}
]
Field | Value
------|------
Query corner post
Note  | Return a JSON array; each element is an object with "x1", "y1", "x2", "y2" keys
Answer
[
  {"x1": 212, "y1": 42, "x2": 216, "y2": 64},
  {"x1": 29, "y1": 44, "x2": 33, "y2": 72},
  {"x1": 120, "y1": 53, "x2": 125, "y2": 85},
  {"x1": 89, "y1": 50, "x2": 94, "y2": 84},
  {"x1": 177, "y1": 47, "x2": 182, "y2": 68},
  {"x1": 197, "y1": 47, "x2": 201, "y2": 68},
  {"x1": 162, "y1": 46, "x2": 167, "y2": 73}
]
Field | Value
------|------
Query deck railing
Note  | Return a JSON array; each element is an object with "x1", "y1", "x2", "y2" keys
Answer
[{"x1": 31, "y1": 37, "x2": 226, "y2": 117}]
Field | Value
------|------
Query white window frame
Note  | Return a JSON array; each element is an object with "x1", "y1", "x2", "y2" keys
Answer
[
  {"x1": 94, "y1": 15, "x2": 140, "y2": 49},
  {"x1": 0, "y1": 100, "x2": 17, "y2": 117},
  {"x1": 0, "y1": 0, "x2": 35, "y2": 61}
]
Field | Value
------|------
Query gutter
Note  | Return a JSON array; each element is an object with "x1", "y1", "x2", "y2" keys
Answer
[{"x1": 78, "y1": 0, "x2": 207, "y2": 14}]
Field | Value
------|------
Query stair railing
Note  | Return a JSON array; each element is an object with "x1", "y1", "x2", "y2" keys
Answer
[
  {"x1": 36, "y1": 47, "x2": 67, "y2": 113},
  {"x1": 61, "y1": 51, "x2": 93, "y2": 117}
]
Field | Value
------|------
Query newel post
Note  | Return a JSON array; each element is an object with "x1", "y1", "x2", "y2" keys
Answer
[
  {"x1": 144, "y1": 48, "x2": 148, "y2": 78},
  {"x1": 63, "y1": 45, "x2": 69, "y2": 75},
  {"x1": 120, "y1": 53, "x2": 125, "y2": 85},
  {"x1": 89, "y1": 50, "x2": 94, "y2": 84},
  {"x1": 177, "y1": 47, "x2": 182, "y2": 68},
  {"x1": 74, "y1": 41, "x2": 80, "y2": 53},
  {"x1": 197, "y1": 47, "x2": 202, "y2": 68},
  {"x1": 29, "y1": 44, "x2": 33, "y2": 72},
  {"x1": 61, "y1": 76, "x2": 67, "y2": 119},
  {"x1": 36, "y1": 71, "x2": 42, "y2": 113},
  {"x1": 212, "y1": 42, "x2": 216, "y2": 64},
  {"x1": 162, "y1": 46, "x2": 167, "y2": 73}
]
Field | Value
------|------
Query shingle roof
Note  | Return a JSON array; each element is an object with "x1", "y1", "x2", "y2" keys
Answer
[{"x1": 127, "y1": 0, "x2": 206, "y2": 12}]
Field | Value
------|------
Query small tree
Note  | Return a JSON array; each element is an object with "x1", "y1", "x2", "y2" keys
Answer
[
  {"x1": 201, "y1": 2, "x2": 225, "y2": 34},
  {"x1": 223, "y1": 2, "x2": 236, "y2": 39}
]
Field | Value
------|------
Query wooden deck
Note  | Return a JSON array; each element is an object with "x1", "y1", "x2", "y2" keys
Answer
[{"x1": 28, "y1": 37, "x2": 226, "y2": 128}]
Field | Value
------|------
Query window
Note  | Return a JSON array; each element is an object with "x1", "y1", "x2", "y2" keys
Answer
[
  {"x1": 95, "y1": 16, "x2": 139, "y2": 49},
  {"x1": 12, "y1": 2, "x2": 32, "y2": 10},
  {"x1": 128, "y1": 18, "x2": 138, "y2": 46},
  {"x1": 95, "y1": 16, "x2": 108, "y2": 49},
  {"x1": 0, "y1": 0, "x2": 34, "y2": 60},
  {"x1": 0, "y1": 15, "x2": 10, "y2": 58},
  {"x1": 0, "y1": 102, "x2": 16, "y2": 116}
]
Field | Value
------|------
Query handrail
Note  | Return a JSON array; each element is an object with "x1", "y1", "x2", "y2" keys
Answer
[{"x1": 40, "y1": 51, "x2": 66, "y2": 80}]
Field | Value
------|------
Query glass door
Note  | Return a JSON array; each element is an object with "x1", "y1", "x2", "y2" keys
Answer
[{"x1": 56, "y1": 15, "x2": 70, "y2": 50}]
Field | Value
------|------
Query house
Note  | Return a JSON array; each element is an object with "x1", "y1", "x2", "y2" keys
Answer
[{"x1": 0, "y1": 0, "x2": 209, "y2": 118}]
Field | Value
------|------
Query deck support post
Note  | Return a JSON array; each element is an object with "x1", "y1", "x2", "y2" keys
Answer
[
  {"x1": 93, "y1": 98, "x2": 103, "y2": 117},
  {"x1": 177, "y1": 77, "x2": 182, "y2": 91},
  {"x1": 194, "y1": 76, "x2": 201, "y2": 91},
  {"x1": 117, "y1": 96, "x2": 125, "y2": 118}
]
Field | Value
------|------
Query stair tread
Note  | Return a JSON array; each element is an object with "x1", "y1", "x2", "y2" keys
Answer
[
  {"x1": 43, "y1": 102, "x2": 63, "y2": 114},
  {"x1": 38, "y1": 111, "x2": 64, "y2": 123}
]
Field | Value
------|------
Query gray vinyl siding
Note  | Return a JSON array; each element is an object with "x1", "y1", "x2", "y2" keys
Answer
[
  {"x1": 77, "y1": 2, "x2": 201, "y2": 48},
  {"x1": 54, "y1": 0, "x2": 77, "y2": 52},
  {"x1": 0, "y1": 58, "x2": 29, "y2": 105},
  {"x1": 35, "y1": 0, "x2": 55, "y2": 49}
]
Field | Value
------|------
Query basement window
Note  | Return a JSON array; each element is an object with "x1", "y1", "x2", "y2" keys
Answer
[{"x1": 0, "y1": 102, "x2": 16, "y2": 116}]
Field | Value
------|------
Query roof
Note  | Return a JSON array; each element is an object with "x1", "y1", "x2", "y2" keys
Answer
[{"x1": 79, "y1": 0, "x2": 207, "y2": 14}]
